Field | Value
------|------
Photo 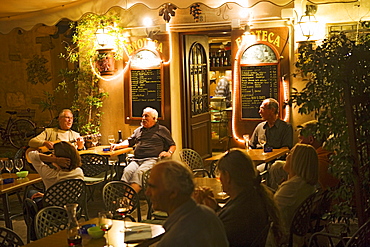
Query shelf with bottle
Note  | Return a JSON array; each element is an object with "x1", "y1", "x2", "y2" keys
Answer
[{"x1": 209, "y1": 49, "x2": 231, "y2": 69}]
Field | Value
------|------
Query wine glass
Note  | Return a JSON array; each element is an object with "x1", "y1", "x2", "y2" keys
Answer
[
  {"x1": 108, "y1": 135, "x2": 115, "y2": 145},
  {"x1": 91, "y1": 136, "x2": 99, "y2": 147},
  {"x1": 214, "y1": 168, "x2": 227, "y2": 197},
  {"x1": 243, "y1": 134, "x2": 250, "y2": 150},
  {"x1": 4, "y1": 160, "x2": 14, "y2": 173},
  {"x1": 258, "y1": 134, "x2": 267, "y2": 154},
  {"x1": 99, "y1": 211, "x2": 113, "y2": 247},
  {"x1": 14, "y1": 159, "x2": 24, "y2": 179},
  {"x1": 0, "y1": 160, "x2": 4, "y2": 177},
  {"x1": 115, "y1": 197, "x2": 131, "y2": 232}
]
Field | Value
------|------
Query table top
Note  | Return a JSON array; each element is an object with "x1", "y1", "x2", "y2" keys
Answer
[
  {"x1": 79, "y1": 146, "x2": 133, "y2": 157},
  {"x1": 23, "y1": 218, "x2": 165, "y2": 247},
  {"x1": 205, "y1": 147, "x2": 289, "y2": 165},
  {"x1": 194, "y1": 177, "x2": 229, "y2": 202},
  {"x1": 0, "y1": 173, "x2": 42, "y2": 195}
]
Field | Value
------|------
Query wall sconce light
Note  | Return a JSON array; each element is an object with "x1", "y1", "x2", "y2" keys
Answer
[
  {"x1": 298, "y1": 5, "x2": 318, "y2": 40},
  {"x1": 95, "y1": 27, "x2": 115, "y2": 75}
]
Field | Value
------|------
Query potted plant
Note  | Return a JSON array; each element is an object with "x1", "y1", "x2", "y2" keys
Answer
[{"x1": 290, "y1": 33, "x2": 370, "y2": 229}]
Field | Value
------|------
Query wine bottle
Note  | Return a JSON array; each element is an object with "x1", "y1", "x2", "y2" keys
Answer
[{"x1": 118, "y1": 130, "x2": 123, "y2": 143}]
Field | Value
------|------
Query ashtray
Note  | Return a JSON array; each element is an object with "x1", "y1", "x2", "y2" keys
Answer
[
  {"x1": 3, "y1": 178, "x2": 15, "y2": 184},
  {"x1": 80, "y1": 224, "x2": 96, "y2": 234},
  {"x1": 264, "y1": 146, "x2": 273, "y2": 153}
]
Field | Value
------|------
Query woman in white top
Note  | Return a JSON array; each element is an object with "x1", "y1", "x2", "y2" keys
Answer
[
  {"x1": 28, "y1": 141, "x2": 84, "y2": 191},
  {"x1": 26, "y1": 141, "x2": 84, "y2": 241}
]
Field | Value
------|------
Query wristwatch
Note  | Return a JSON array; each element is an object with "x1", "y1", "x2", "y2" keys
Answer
[{"x1": 168, "y1": 150, "x2": 173, "y2": 155}]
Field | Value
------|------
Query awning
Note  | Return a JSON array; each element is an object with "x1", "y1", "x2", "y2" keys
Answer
[{"x1": 0, "y1": 0, "x2": 358, "y2": 34}]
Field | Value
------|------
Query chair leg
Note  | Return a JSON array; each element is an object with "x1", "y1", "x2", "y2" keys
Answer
[{"x1": 87, "y1": 186, "x2": 96, "y2": 202}]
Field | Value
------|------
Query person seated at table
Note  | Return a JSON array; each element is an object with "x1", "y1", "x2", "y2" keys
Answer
[
  {"x1": 194, "y1": 149, "x2": 283, "y2": 247},
  {"x1": 28, "y1": 109, "x2": 85, "y2": 151},
  {"x1": 145, "y1": 160, "x2": 229, "y2": 247},
  {"x1": 110, "y1": 107, "x2": 176, "y2": 193},
  {"x1": 26, "y1": 141, "x2": 84, "y2": 240},
  {"x1": 268, "y1": 120, "x2": 339, "y2": 191},
  {"x1": 269, "y1": 143, "x2": 319, "y2": 246},
  {"x1": 250, "y1": 98, "x2": 293, "y2": 150},
  {"x1": 250, "y1": 98, "x2": 293, "y2": 174}
]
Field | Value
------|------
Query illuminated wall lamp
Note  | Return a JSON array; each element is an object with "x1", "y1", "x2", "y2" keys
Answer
[
  {"x1": 298, "y1": 5, "x2": 318, "y2": 40},
  {"x1": 95, "y1": 27, "x2": 115, "y2": 76}
]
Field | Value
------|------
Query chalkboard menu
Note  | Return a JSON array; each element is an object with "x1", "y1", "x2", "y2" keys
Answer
[
  {"x1": 240, "y1": 65, "x2": 278, "y2": 118},
  {"x1": 131, "y1": 69, "x2": 162, "y2": 118}
]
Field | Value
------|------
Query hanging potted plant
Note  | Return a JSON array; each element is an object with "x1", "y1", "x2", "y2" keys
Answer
[{"x1": 58, "y1": 10, "x2": 125, "y2": 135}]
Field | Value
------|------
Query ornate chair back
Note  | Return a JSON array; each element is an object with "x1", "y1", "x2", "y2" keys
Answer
[
  {"x1": 0, "y1": 226, "x2": 24, "y2": 247},
  {"x1": 103, "y1": 181, "x2": 141, "y2": 222},
  {"x1": 288, "y1": 191, "x2": 317, "y2": 247},
  {"x1": 179, "y1": 148, "x2": 210, "y2": 177},
  {"x1": 35, "y1": 206, "x2": 68, "y2": 239}
]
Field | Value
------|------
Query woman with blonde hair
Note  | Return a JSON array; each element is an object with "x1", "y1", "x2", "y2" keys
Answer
[
  {"x1": 273, "y1": 143, "x2": 319, "y2": 246},
  {"x1": 194, "y1": 148, "x2": 283, "y2": 247}
]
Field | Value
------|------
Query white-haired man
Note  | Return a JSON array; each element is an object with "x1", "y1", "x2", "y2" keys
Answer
[{"x1": 111, "y1": 107, "x2": 176, "y2": 192}]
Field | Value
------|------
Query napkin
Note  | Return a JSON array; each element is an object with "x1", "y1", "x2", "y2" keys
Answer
[{"x1": 125, "y1": 225, "x2": 152, "y2": 243}]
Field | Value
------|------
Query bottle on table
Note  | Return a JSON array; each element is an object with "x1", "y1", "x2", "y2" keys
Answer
[
  {"x1": 65, "y1": 203, "x2": 82, "y2": 246},
  {"x1": 117, "y1": 130, "x2": 123, "y2": 143}
]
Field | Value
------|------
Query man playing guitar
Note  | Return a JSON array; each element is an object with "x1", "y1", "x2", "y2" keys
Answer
[{"x1": 28, "y1": 109, "x2": 85, "y2": 152}]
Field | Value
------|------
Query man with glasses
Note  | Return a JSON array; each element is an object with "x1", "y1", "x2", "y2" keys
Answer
[{"x1": 28, "y1": 109, "x2": 85, "y2": 151}]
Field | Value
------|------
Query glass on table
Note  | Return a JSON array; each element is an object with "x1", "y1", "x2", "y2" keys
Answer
[
  {"x1": 0, "y1": 160, "x2": 4, "y2": 177},
  {"x1": 214, "y1": 168, "x2": 227, "y2": 197},
  {"x1": 108, "y1": 135, "x2": 115, "y2": 145},
  {"x1": 243, "y1": 134, "x2": 250, "y2": 150},
  {"x1": 115, "y1": 197, "x2": 132, "y2": 232},
  {"x1": 91, "y1": 136, "x2": 99, "y2": 147},
  {"x1": 4, "y1": 160, "x2": 14, "y2": 173},
  {"x1": 99, "y1": 211, "x2": 113, "y2": 247},
  {"x1": 258, "y1": 134, "x2": 267, "y2": 155},
  {"x1": 14, "y1": 159, "x2": 24, "y2": 179}
]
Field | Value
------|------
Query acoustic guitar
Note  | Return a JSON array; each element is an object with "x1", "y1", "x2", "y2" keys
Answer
[{"x1": 25, "y1": 133, "x2": 101, "y2": 163}]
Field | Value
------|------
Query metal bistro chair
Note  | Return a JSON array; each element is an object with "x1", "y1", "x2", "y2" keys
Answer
[
  {"x1": 288, "y1": 191, "x2": 318, "y2": 247},
  {"x1": 43, "y1": 179, "x2": 89, "y2": 220},
  {"x1": 308, "y1": 218, "x2": 370, "y2": 247},
  {"x1": 103, "y1": 181, "x2": 141, "y2": 222},
  {"x1": 80, "y1": 153, "x2": 116, "y2": 201},
  {"x1": 23, "y1": 179, "x2": 88, "y2": 243},
  {"x1": 34, "y1": 206, "x2": 69, "y2": 240},
  {"x1": 141, "y1": 169, "x2": 167, "y2": 223},
  {"x1": 179, "y1": 149, "x2": 211, "y2": 177},
  {"x1": 0, "y1": 226, "x2": 24, "y2": 247}
]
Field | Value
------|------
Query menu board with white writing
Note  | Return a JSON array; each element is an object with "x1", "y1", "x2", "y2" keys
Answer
[
  {"x1": 240, "y1": 65, "x2": 278, "y2": 119},
  {"x1": 131, "y1": 69, "x2": 162, "y2": 118}
]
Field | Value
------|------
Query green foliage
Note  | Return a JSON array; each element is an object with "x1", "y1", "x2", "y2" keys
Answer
[
  {"x1": 26, "y1": 55, "x2": 52, "y2": 85},
  {"x1": 290, "y1": 33, "x2": 370, "y2": 224},
  {"x1": 59, "y1": 11, "x2": 125, "y2": 134}
]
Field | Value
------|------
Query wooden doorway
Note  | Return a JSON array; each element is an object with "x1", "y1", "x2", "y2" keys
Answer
[{"x1": 181, "y1": 35, "x2": 212, "y2": 158}]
